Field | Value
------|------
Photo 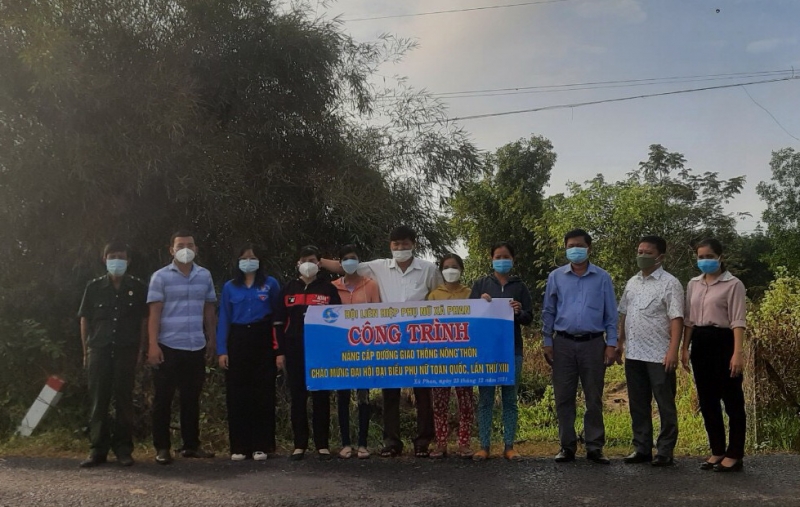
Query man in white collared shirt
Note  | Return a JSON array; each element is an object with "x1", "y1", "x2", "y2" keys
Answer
[
  {"x1": 617, "y1": 235, "x2": 684, "y2": 467},
  {"x1": 320, "y1": 226, "x2": 443, "y2": 457}
]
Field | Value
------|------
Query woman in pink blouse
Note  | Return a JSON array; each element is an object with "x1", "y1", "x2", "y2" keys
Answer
[{"x1": 681, "y1": 238, "x2": 747, "y2": 473}]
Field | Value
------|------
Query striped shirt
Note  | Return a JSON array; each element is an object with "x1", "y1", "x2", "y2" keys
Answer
[{"x1": 147, "y1": 262, "x2": 217, "y2": 351}]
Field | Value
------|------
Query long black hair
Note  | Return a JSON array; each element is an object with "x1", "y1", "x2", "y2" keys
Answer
[
  {"x1": 695, "y1": 238, "x2": 727, "y2": 273},
  {"x1": 232, "y1": 243, "x2": 267, "y2": 287}
]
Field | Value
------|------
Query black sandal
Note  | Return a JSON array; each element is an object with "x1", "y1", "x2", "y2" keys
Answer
[
  {"x1": 414, "y1": 447, "x2": 430, "y2": 458},
  {"x1": 379, "y1": 446, "x2": 399, "y2": 458}
]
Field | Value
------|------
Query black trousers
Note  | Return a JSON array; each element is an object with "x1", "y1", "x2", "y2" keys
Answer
[
  {"x1": 226, "y1": 322, "x2": 276, "y2": 455},
  {"x1": 87, "y1": 345, "x2": 138, "y2": 458},
  {"x1": 382, "y1": 387, "x2": 434, "y2": 452},
  {"x1": 625, "y1": 359, "x2": 678, "y2": 457},
  {"x1": 286, "y1": 349, "x2": 330, "y2": 450},
  {"x1": 690, "y1": 327, "x2": 746, "y2": 459},
  {"x1": 152, "y1": 345, "x2": 205, "y2": 451},
  {"x1": 337, "y1": 389, "x2": 370, "y2": 448}
]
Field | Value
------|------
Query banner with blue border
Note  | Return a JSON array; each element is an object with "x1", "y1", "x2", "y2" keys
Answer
[{"x1": 304, "y1": 299, "x2": 515, "y2": 390}]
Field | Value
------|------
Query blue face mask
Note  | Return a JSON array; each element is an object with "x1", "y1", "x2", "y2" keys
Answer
[
  {"x1": 106, "y1": 259, "x2": 127, "y2": 277},
  {"x1": 566, "y1": 247, "x2": 589, "y2": 264},
  {"x1": 341, "y1": 259, "x2": 360, "y2": 275},
  {"x1": 492, "y1": 259, "x2": 513, "y2": 274},
  {"x1": 238, "y1": 259, "x2": 259, "y2": 274},
  {"x1": 697, "y1": 258, "x2": 720, "y2": 274}
]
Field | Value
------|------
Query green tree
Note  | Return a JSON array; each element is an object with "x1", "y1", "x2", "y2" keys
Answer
[
  {"x1": 756, "y1": 148, "x2": 800, "y2": 272},
  {"x1": 537, "y1": 144, "x2": 746, "y2": 289},
  {"x1": 450, "y1": 135, "x2": 555, "y2": 294},
  {"x1": 0, "y1": 0, "x2": 480, "y2": 417}
]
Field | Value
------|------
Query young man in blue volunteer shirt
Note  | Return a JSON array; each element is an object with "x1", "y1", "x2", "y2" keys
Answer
[
  {"x1": 78, "y1": 241, "x2": 148, "y2": 468},
  {"x1": 542, "y1": 229, "x2": 618, "y2": 465},
  {"x1": 319, "y1": 226, "x2": 443, "y2": 458},
  {"x1": 273, "y1": 245, "x2": 342, "y2": 461},
  {"x1": 147, "y1": 231, "x2": 217, "y2": 465}
]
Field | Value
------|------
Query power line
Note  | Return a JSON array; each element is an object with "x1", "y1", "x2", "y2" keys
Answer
[
  {"x1": 419, "y1": 75, "x2": 798, "y2": 124},
  {"x1": 343, "y1": 0, "x2": 573, "y2": 22},
  {"x1": 740, "y1": 85, "x2": 800, "y2": 142}
]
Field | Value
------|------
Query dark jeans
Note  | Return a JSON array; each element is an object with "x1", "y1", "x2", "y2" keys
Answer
[
  {"x1": 286, "y1": 350, "x2": 330, "y2": 450},
  {"x1": 226, "y1": 322, "x2": 276, "y2": 455},
  {"x1": 625, "y1": 358, "x2": 678, "y2": 457},
  {"x1": 152, "y1": 345, "x2": 206, "y2": 451},
  {"x1": 337, "y1": 389, "x2": 370, "y2": 448},
  {"x1": 87, "y1": 345, "x2": 138, "y2": 458},
  {"x1": 382, "y1": 387, "x2": 434, "y2": 452},
  {"x1": 552, "y1": 334, "x2": 607, "y2": 453},
  {"x1": 691, "y1": 327, "x2": 746, "y2": 460}
]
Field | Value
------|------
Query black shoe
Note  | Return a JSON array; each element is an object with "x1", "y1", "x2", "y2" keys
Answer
[
  {"x1": 651, "y1": 455, "x2": 674, "y2": 467},
  {"x1": 289, "y1": 450, "x2": 305, "y2": 461},
  {"x1": 317, "y1": 450, "x2": 333, "y2": 461},
  {"x1": 155, "y1": 449, "x2": 173, "y2": 465},
  {"x1": 587, "y1": 450, "x2": 611, "y2": 465},
  {"x1": 117, "y1": 455, "x2": 135, "y2": 467},
  {"x1": 623, "y1": 451, "x2": 652, "y2": 464},
  {"x1": 181, "y1": 448, "x2": 215, "y2": 459},
  {"x1": 700, "y1": 457, "x2": 723, "y2": 470},
  {"x1": 554, "y1": 448, "x2": 576, "y2": 463},
  {"x1": 79, "y1": 455, "x2": 107, "y2": 468},
  {"x1": 713, "y1": 459, "x2": 744, "y2": 473}
]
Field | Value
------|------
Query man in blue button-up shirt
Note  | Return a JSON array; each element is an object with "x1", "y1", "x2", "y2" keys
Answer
[{"x1": 542, "y1": 229, "x2": 618, "y2": 465}]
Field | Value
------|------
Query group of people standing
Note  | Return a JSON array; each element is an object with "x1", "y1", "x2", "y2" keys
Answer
[{"x1": 77, "y1": 226, "x2": 747, "y2": 474}]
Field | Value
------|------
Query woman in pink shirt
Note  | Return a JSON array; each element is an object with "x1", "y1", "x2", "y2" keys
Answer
[
  {"x1": 332, "y1": 245, "x2": 381, "y2": 459},
  {"x1": 681, "y1": 238, "x2": 747, "y2": 473}
]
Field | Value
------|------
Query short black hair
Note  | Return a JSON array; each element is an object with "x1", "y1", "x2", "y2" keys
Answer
[
  {"x1": 389, "y1": 225, "x2": 417, "y2": 243},
  {"x1": 564, "y1": 229, "x2": 592, "y2": 246},
  {"x1": 490, "y1": 241, "x2": 516, "y2": 258},
  {"x1": 232, "y1": 243, "x2": 266, "y2": 287},
  {"x1": 170, "y1": 230, "x2": 195, "y2": 247},
  {"x1": 299, "y1": 245, "x2": 321, "y2": 261},
  {"x1": 639, "y1": 235, "x2": 667, "y2": 254},
  {"x1": 103, "y1": 241, "x2": 131, "y2": 258},
  {"x1": 339, "y1": 244, "x2": 359, "y2": 259},
  {"x1": 439, "y1": 253, "x2": 465, "y2": 271}
]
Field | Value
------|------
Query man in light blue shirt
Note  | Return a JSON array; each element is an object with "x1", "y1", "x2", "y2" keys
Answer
[
  {"x1": 542, "y1": 229, "x2": 618, "y2": 465},
  {"x1": 147, "y1": 230, "x2": 217, "y2": 464}
]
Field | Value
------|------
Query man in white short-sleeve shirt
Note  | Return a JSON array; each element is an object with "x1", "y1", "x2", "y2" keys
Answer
[
  {"x1": 617, "y1": 235, "x2": 684, "y2": 467},
  {"x1": 321, "y1": 226, "x2": 442, "y2": 457}
]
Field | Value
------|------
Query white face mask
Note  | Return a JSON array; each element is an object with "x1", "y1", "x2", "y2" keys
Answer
[
  {"x1": 392, "y1": 249, "x2": 413, "y2": 262},
  {"x1": 298, "y1": 262, "x2": 319, "y2": 278},
  {"x1": 341, "y1": 259, "x2": 360, "y2": 275},
  {"x1": 174, "y1": 248, "x2": 195, "y2": 264},
  {"x1": 442, "y1": 268, "x2": 461, "y2": 283},
  {"x1": 106, "y1": 259, "x2": 128, "y2": 277}
]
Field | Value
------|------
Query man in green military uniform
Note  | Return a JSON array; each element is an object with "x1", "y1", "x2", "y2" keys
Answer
[{"x1": 78, "y1": 241, "x2": 148, "y2": 467}]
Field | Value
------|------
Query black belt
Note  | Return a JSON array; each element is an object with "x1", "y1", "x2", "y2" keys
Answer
[
  {"x1": 231, "y1": 320, "x2": 271, "y2": 330},
  {"x1": 556, "y1": 331, "x2": 604, "y2": 342}
]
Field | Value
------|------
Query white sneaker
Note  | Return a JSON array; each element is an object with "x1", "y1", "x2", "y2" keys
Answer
[
  {"x1": 253, "y1": 451, "x2": 268, "y2": 461},
  {"x1": 231, "y1": 453, "x2": 246, "y2": 461}
]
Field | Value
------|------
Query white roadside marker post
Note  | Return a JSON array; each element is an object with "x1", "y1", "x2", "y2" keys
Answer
[{"x1": 17, "y1": 376, "x2": 65, "y2": 437}]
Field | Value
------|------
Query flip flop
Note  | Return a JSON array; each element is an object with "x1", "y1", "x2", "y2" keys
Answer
[
  {"x1": 379, "y1": 446, "x2": 399, "y2": 458},
  {"x1": 414, "y1": 447, "x2": 430, "y2": 458},
  {"x1": 357, "y1": 447, "x2": 370, "y2": 459},
  {"x1": 338, "y1": 446, "x2": 353, "y2": 459}
]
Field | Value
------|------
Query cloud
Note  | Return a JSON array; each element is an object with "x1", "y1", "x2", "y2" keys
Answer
[
  {"x1": 572, "y1": 0, "x2": 646, "y2": 24},
  {"x1": 746, "y1": 37, "x2": 797, "y2": 54}
]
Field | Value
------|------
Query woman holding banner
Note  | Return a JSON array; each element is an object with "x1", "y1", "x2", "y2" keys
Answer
[
  {"x1": 332, "y1": 245, "x2": 381, "y2": 459},
  {"x1": 469, "y1": 242, "x2": 533, "y2": 461},
  {"x1": 427, "y1": 253, "x2": 475, "y2": 459}
]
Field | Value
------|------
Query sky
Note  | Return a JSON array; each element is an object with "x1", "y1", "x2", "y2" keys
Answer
[{"x1": 324, "y1": 0, "x2": 800, "y2": 234}]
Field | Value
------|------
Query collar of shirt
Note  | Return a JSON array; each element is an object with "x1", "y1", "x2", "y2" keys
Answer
[
  {"x1": 636, "y1": 266, "x2": 666, "y2": 281},
  {"x1": 388, "y1": 257, "x2": 422, "y2": 273},
  {"x1": 437, "y1": 283, "x2": 468, "y2": 294},
  {"x1": 561, "y1": 262, "x2": 599, "y2": 277},
  {"x1": 691, "y1": 270, "x2": 734, "y2": 285},
  {"x1": 99, "y1": 274, "x2": 135, "y2": 289},
  {"x1": 168, "y1": 261, "x2": 196, "y2": 278}
]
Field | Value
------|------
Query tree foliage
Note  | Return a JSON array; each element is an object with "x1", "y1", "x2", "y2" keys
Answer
[
  {"x1": 450, "y1": 135, "x2": 555, "y2": 293},
  {"x1": 0, "y1": 0, "x2": 480, "y2": 411},
  {"x1": 756, "y1": 148, "x2": 800, "y2": 272},
  {"x1": 536, "y1": 144, "x2": 746, "y2": 289}
]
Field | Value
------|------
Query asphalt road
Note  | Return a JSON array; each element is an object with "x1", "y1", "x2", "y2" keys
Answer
[{"x1": 1, "y1": 454, "x2": 799, "y2": 507}]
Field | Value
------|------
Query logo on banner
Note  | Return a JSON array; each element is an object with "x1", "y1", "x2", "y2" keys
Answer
[{"x1": 322, "y1": 307, "x2": 340, "y2": 323}]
